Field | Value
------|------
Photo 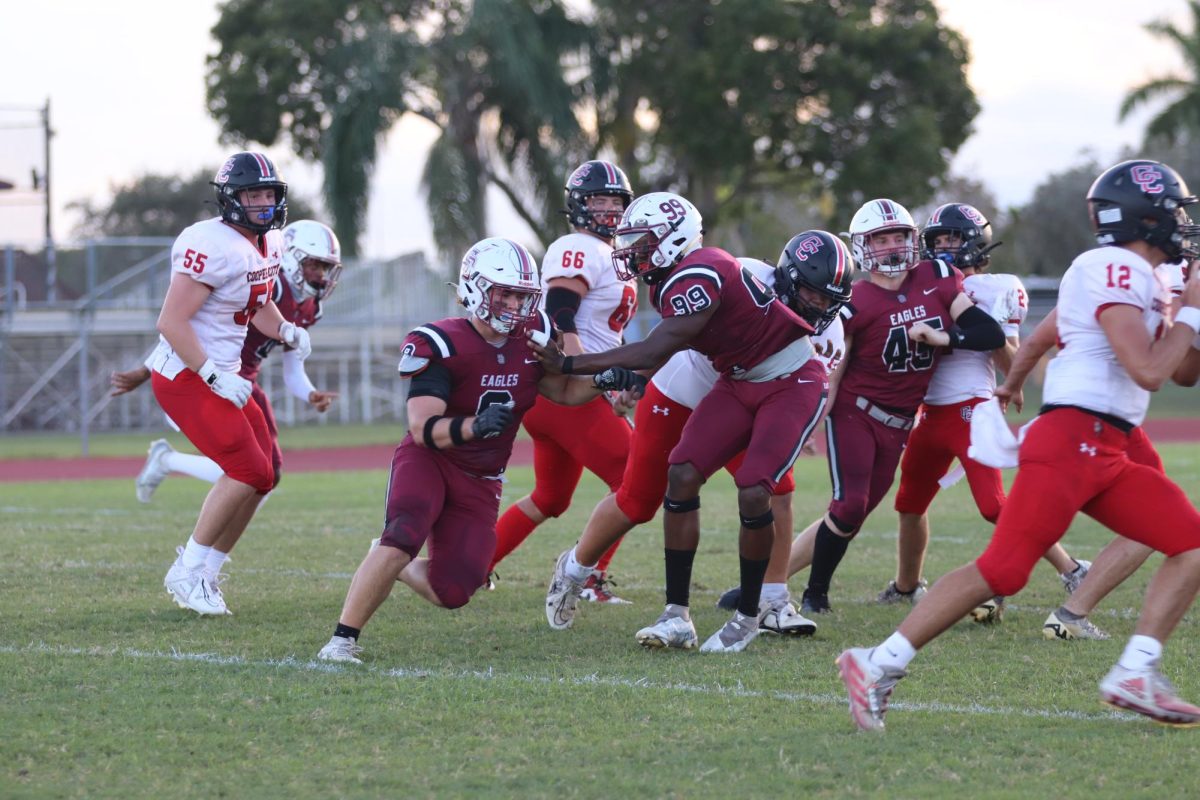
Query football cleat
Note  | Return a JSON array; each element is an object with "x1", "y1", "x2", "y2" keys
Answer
[
  {"x1": 836, "y1": 647, "x2": 907, "y2": 732},
  {"x1": 800, "y1": 589, "x2": 833, "y2": 615},
  {"x1": 545, "y1": 549, "x2": 585, "y2": 630},
  {"x1": 1043, "y1": 609, "x2": 1110, "y2": 641},
  {"x1": 759, "y1": 599, "x2": 817, "y2": 636},
  {"x1": 1060, "y1": 559, "x2": 1092, "y2": 594},
  {"x1": 969, "y1": 596, "x2": 1004, "y2": 624},
  {"x1": 635, "y1": 606, "x2": 698, "y2": 650},
  {"x1": 317, "y1": 635, "x2": 364, "y2": 664},
  {"x1": 135, "y1": 438, "x2": 175, "y2": 503},
  {"x1": 483, "y1": 570, "x2": 498, "y2": 591},
  {"x1": 700, "y1": 611, "x2": 761, "y2": 653},
  {"x1": 164, "y1": 547, "x2": 227, "y2": 616},
  {"x1": 715, "y1": 585, "x2": 741, "y2": 611},
  {"x1": 1099, "y1": 661, "x2": 1200, "y2": 727},
  {"x1": 580, "y1": 571, "x2": 631, "y2": 604},
  {"x1": 876, "y1": 579, "x2": 928, "y2": 605}
]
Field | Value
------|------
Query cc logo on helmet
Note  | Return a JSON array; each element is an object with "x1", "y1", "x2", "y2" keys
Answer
[
  {"x1": 215, "y1": 157, "x2": 237, "y2": 184},
  {"x1": 961, "y1": 205, "x2": 987, "y2": 225},
  {"x1": 793, "y1": 235, "x2": 824, "y2": 261},
  {"x1": 567, "y1": 164, "x2": 591, "y2": 188},
  {"x1": 1131, "y1": 165, "x2": 1164, "y2": 195}
]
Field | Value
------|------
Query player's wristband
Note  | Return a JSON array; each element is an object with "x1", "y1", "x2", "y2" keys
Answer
[
  {"x1": 197, "y1": 358, "x2": 220, "y2": 386},
  {"x1": 422, "y1": 415, "x2": 445, "y2": 449},
  {"x1": 561, "y1": 356, "x2": 575, "y2": 375},
  {"x1": 1176, "y1": 306, "x2": 1200, "y2": 335}
]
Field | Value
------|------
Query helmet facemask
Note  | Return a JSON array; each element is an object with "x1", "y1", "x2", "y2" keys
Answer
[
  {"x1": 476, "y1": 280, "x2": 542, "y2": 337},
  {"x1": 612, "y1": 226, "x2": 667, "y2": 282},
  {"x1": 857, "y1": 228, "x2": 920, "y2": 275}
]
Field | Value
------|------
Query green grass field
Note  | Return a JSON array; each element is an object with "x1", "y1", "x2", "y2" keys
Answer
[{"x1": 4, "y1": 445, "x2": 1200, "y2": 798}]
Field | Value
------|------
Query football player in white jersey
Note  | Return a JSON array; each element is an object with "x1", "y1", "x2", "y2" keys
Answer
[
  {"x1": 149, "y1": 152, "x2": 311, "y2": 616},
  {"x1": 545, "y1": 236, "x2": 851, "y2": 643},
  {"x1": 839, "y1": 159, "x2": 1200, "y2": 731},
  {"x1": 883, "y1": 203, "x2": 1089, "y2": 620},
  {"x1": 486, "y1": 160, "x2": 639, "y2": 602},
  {"x1": 995, "y1": 258, "x2": 1190, "y2": 641}
]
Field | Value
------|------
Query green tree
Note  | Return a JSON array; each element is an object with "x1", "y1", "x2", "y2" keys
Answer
[
  {"x1": 590, "y1": 0, "x2": 978, "y2": 233},
  {"x1": 1119, "y1": 1, "x2": 1200, "y2": 145},
  {"x1": 1001, "y1": 158, "x2": 1101, "y2": 277}
]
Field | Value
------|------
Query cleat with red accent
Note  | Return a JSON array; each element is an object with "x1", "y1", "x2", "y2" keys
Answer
[
  {"x1": 836, "y1": 647, "x2": 906, "y2": 731},
  {"x1": 1099, "y1": 661, "x2": 1200, "y2": 727}
]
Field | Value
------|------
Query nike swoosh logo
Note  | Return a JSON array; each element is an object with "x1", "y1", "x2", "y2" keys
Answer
[
  {"x1": 524, "y1": 359, "x2": 539, "y2": 364},
  {"x1": 796, "y1": 379, "x2": 814, "y2": 384},
  {"x1": 923, "y1": 288, "x2": 937, "y2": 295}
]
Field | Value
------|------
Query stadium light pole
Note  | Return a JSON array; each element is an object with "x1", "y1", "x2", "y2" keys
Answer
[{"x1": 42, "y1": 98, "x2": 55, "y2": 304}]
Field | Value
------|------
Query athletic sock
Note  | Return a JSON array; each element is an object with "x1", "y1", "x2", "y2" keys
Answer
[
  {"x1": 564, "y1": 547, "x2": 593, "y2": 584},
  {"x1": 1118, "y1": 635, "x2": 1163, "y2": 671},
  {"x1": 181, "y1": 536, "x2": 211, "y2": 571},
  {"x1": 871, "y1": 632, "x2": 917, "y2": 671},
  {"x1": 491, "y1": 504, "x2": 539, "y2": 570},
  {"x1": 203, "y1": 549, "x2": 230, "y2": 581},
  {"x1": 595, "y1": 537, "x2": 623, "y2": 574},
  {"x1": 664, "y1": 548, "x2": 696, "y2": 608},
  {"x1": 333, "y1": 623, "x2": 361, "y2": 641},
  {"x1": 736, "y1": 556, "x2": 770, "y2": 618},
  {"x1": 807, "y1": 520, "x2": 851, "y2": 594},
  {"x1": 1055, "y1": 606, "x2": 1084, "y2": 622},
  {"x1": 760, "y1": 582, "x2": 790, "y2": 605},
  {"x1": 162, "y1": 451, "x2": 224, "y2": 483}
]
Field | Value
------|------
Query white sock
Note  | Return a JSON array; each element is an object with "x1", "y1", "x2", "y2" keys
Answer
[
  {"x1": 665, "y1": 602, "x2": 691, "y2": 621},
  {"x1": 1118, "y1": 635, "x2": 1163, "y2": 670},
  {"x1": 204, "y1": 549, "x2": 230, "y2": 581},
  {"x1": 565, "y1": 547, "x2": 594, "y2": 583},
  {"x1": 181, "y1": 536, "x2": 212, "y2": 571},
  {"x1": 871, "y1": 631, "x2": 917, "y2": 671},
  {"x1": 760, "y1": 582, "x2": 790, "y2": 604},
  {"x1": 162, "y1": 451, "x2": 224, "y2": 483}
]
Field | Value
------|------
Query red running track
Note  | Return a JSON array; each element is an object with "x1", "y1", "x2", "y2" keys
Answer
[{"x1": 2, "y1": 418, "x2": 1199, "y2": 483}]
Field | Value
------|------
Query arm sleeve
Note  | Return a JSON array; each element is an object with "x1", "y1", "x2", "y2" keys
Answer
[
  {"x1": 407, "y1": 361, "x2": 452, "y2": 402},
  {"x1": 282, "y1": 349, "x2": 318, "y2": 401},
  {"x1": 545, "y1": 286, "x2": 583, "y2": 334},
  {"x1": 948, "y1": 304, "x2": 1006, "y2": 351}
]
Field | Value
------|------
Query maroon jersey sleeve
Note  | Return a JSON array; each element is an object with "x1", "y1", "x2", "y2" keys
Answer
[
  {"x1": 934, "y1": 260, "x2": 965, "y2": 308},
  {"x1": 399, "y1": 322, "x2": 457, "y2": 377},
  {"x1": 654, "y1": 266, "x2": 723, "y2": 319}
]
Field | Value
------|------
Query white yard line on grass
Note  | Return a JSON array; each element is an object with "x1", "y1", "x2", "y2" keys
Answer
[{"x1": 0, "y1": 641, "x2": 1139, "y2": 725}]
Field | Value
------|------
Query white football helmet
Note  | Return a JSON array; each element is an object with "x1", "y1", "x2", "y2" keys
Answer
[
  {"x1": 847, "y1": 199, "x2": 921, "y2": 276},
  {"x1": 611, "y1": 192, "x2": 703, "y2": 283},
  {"x1": 281, "y1": 220, "x2": 343, "y2": 300},
  {"x1": 457, "y1": 237, "x2": 542, "y2": 336}
]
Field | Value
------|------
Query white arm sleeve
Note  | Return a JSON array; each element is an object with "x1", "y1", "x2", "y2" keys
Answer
[{"x1": 282, "y1": 349, "x2": 317, "y2": 402}]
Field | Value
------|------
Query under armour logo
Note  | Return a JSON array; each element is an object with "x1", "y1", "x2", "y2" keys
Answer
[
  {"x1": 652, "y1": 405, "x2": 670, "y2": 416},
  {"x1": 961, "y1": 406, "x2": 973, "y2": 422},
  {"x1": 1079, "y1": 443, "x2": 1097, "y2": 457}
]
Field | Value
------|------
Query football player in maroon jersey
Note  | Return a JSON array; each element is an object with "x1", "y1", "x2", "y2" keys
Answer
[
  {"x1": 532, "y1": 192, "x2": 829, "y2": 653},
  {"x1": 317, "y1": 237, "x2": 642, "y2": 664}
]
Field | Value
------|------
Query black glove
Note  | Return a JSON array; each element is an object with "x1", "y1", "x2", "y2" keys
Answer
[
  {"x1": 592, "y1": 367, "x2": 645, "y2": 393},
  {"x1": 472, "y1": 403, "x2": 514, "y2": 439}
]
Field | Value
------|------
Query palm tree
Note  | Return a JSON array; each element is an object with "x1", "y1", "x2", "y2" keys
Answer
[{"x1": 1119, "y1": 1, "x2": 1200, "y2": 144}]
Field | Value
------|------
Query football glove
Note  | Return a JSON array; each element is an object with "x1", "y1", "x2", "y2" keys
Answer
[
  {"x1": 472, "y1": 402, "x2": 515, "y2": 439},
  {"x1": 198, "y1": 359, "x2": 253, "y2": 407},
  {"x1": 279, "y1": 321, "x2": 312, "y2": 361},
  {"x1": 592, "y1": 367, "x2": 645, "y2": 393}
]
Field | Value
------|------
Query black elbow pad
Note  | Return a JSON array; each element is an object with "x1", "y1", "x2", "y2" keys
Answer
[{"x1": 948, "y1": 305, "x2": 1006, "y2": 352}]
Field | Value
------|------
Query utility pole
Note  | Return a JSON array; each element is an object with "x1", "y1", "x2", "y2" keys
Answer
[{"x1": 43, "y1": 98, "x2": 55, "y2": 303}]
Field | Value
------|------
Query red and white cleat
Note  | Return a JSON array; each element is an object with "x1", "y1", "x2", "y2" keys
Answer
[
  {"x1": 1100, "y1": 661, "x2": 1200, "y2": 727},
  {"x1": 836, "y1": 647, "x2": 906, "y2": 732}
]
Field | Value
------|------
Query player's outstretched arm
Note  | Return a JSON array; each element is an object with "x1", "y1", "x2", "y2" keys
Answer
[
  {"x1": 528, "y1": 306, "x2": 715, "y2": 375},
  {"x1": 110, "y1": 366, "x2": 152, "y2": 396},
  {"x1": 407, "y1": 394, "x2": 513, "y2": 449}
]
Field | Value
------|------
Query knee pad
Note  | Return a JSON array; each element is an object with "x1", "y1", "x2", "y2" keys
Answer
[
  {"x1": 739, "y1": 508, "x2": 774, "y2": 530},
  {"x1": 429, "y1": 574, "x2": 476, "y2": 610},
  {"x1": 663, "y1": 495, "x2": 701, "y2": 514},
  {"x1": 827, "y1": 510, "x2": 860, "y2": 539}
]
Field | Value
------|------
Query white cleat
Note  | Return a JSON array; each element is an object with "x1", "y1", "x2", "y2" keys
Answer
[
  {"x1": 135, "y1": 439, "x2": 175, "y2": 503},
  {"x1": 1060, "y1": 559, "x2": 1092, "y2": 594},
  {"x1": 545, "y1": 549, "x2": 585, "y2": 630},
  {"x1": 836, "y1": 646, "x2": 907, "y2": 732},
  {"x1": 759, "y1": 599, "x2": 817, "y2": 636},
  {"x1": 1099, "y1": 660, "x2": 1200, "y2": 727},
  {"x1": 164, "y1": 547, "x2": 227, "y2": 616},
  {"x1": 318, "y1": 636, "x2": 364, "y2": 664},
  {"x1": 969, "y1": 596, "x2": 1005, "y2": 624},
  {"x1": 635, "y1": 605, "x2": 698, "y2": 650},
  {"x1": 700, "y1": 611, "x2": 761, "y2": 653},
  {"x1": 580, "y1": 571, "x2": 632, "y2": 604},
  {"x1": 876, "y1": 579, "x2": 928, "y2": 605},
  {"x1": 1043, "y1": 609, "x2": 1110, "y2": 641}
]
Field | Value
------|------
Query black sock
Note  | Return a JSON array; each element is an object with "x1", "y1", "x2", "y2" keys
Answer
[
  {"x1": 736, "y1": 556, "x2": 770, "y2": 618},
  {"x1": 664, "y1": 548, "x2": 696, "y2": 608},
  {"x1": 334, "y1": 623, "x2": 361, "y2": 641},
  {"x1": 807, "y1": 520, "x2": 852, "y2": 595}
]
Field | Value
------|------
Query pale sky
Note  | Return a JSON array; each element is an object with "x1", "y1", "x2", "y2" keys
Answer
[{"x1": 0, "y1": 0, "x2": 1190, "y2": 257}]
